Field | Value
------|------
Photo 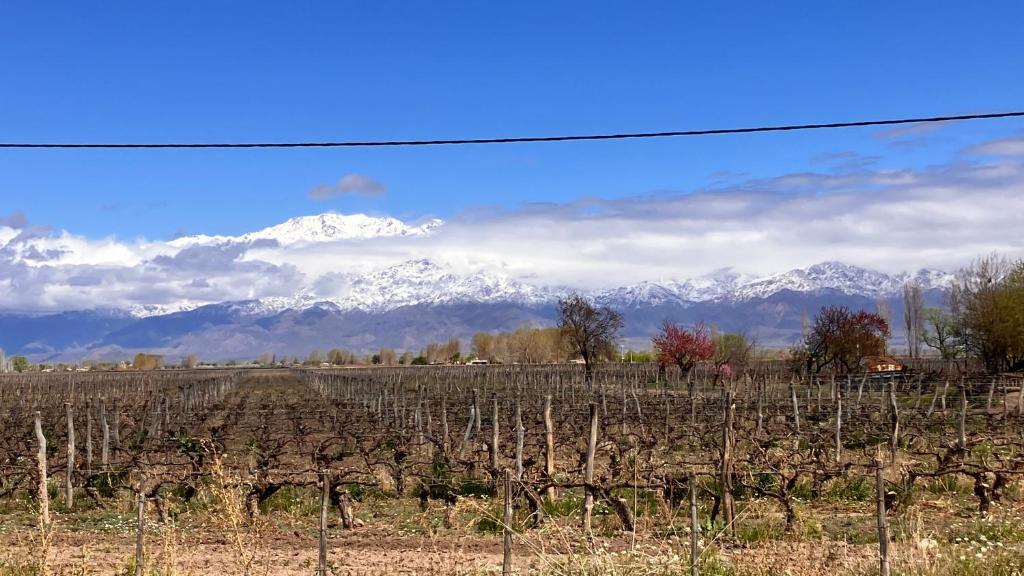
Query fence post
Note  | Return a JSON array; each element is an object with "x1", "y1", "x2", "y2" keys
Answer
[
  {"x1": 514, "y1": 398, "x2": 525, "y2": 481},
  {"x1": 319, "y1": 469, "x2": 329, "y2": 576},
  {"x1": 834, "y1": 387, "x2": 843, "y2": 464},
  {"x1": 721, "y1": 388, "x2": 735, "y2": 536},
  {"x1": 958, "y1": 382, "x2": 968, "y2": 450},
  {"x1": 875, "y1": 458, "x2": 890, "y2": 576},
  {"x1": 34, "y1": 411, "x2": 50, "y2": 527},
  {"x1": 135, "y1": 473, "x2": 146, "y2": 576},
  {"x1": 888, "y1": 384, "x2": 900, "y2": 464},
  {"x1": 473, "y1": 388, "x2": 482, "y2": 434},
  {"x1": 65, "y1": 402, "x2": 75, "y2": 509},
  {"x1": 543, "y1": 395, "x2": 556, "y2": 502},
  {"x1": 85, "y1": 398, "x2": 93, "y2": 476},
  {"x1": 790, "y1": 380, "x2": 801, "y2": 435},
  {"x1": 503, "y1": 468, "x2": 513, "y2": 576},
  {"x1": 101, "y1": 397, "x2": 110, "y2": 469},
  {"x1": 582, "y1": 403, "x2": 598, "y2": 536},
  {"x1": 491, "y1": 395, "x2": 500, "y2": 479},
  {"x1": 690, "y1": 474, "x2": 699, "y2": 576}
]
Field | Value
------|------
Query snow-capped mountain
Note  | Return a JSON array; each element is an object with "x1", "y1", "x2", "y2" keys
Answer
[
  {"x1": 592, "y1": 262, "x2": 952, "y2": 308},
  {"x1": 316, "y1": 259, "x2": 555, "y2": 312},
  {"x1": 247, "y1": 259, "x2": 954, "y2": 315},
  {"x1": 168, "y1": 213, "x2": 444, "y2": 247},
  {"x1": 127, "y1": 303, "x2": 200, "y2": 318},
  {"x1": 729, "y1": 261, "x2": 954, "y2": 301},
  {"x1": 106, "y1": 258, "x2": 961, "y2": 324},
  {"x1": 0, "y1": 207, "x2": 962, "y2": 360},
  {"x1": 595, "y1": 281, "x2": 691, "y2": 308},
  {"x1": 0, "y1": 258, "x2": 958, "y2": 360}
]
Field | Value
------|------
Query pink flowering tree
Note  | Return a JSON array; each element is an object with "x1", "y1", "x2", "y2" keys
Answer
[{"x1": 652, "y1": 320, "x2": 714, "y2": 377}]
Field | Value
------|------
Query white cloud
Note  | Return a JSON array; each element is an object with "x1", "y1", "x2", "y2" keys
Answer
[
  {"x1": 308, "y1": 173, "x2": 387, "y2": 199},
  {"x1": 2, "y1": 142, "x2": 1024, "y2": 313},
  {"x1": 967, "y1": 137, "x2": 1024, "y2": 157}
]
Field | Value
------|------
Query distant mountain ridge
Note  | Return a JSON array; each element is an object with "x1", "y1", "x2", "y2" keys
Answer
[
  {"x1": 0, "y1": 257, "x2": 953, "y2": 361},
  {"x1": 0, "y1": 212, "x2": 957, "y2": 360}
]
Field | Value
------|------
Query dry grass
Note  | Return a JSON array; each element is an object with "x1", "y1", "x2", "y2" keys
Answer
[{"x1": 0, "y1": 470, "x2": 1022, "y2": 575}]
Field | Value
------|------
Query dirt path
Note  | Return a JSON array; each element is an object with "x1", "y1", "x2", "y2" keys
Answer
[{"x1": 2, "y1": 528, "x2": 508, "y2": 575}]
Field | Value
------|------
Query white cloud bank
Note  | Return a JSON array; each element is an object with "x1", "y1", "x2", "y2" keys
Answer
[{"x1": 2, "y1": 139, "x2": 1024, "y2": 313}]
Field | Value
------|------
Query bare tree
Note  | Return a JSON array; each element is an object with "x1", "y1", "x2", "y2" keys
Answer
[
  {"x1": 922, "y1": 307, "x2": 962, "y2": 360},
  {"x1": 557, "y1": 293, "x2": 623, "y2": 382},
  {"x1": 903, "y1": 282, "x2": 925, "y2": 358}
]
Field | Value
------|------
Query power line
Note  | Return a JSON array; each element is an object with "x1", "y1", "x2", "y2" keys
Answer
[{"x1": 1, "y1": 110, "x2": 1022, "y2": 149}]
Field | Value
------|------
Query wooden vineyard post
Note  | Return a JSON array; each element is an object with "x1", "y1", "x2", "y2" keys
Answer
[
  {"x1": 441, "y1": 396, "x2": 450, "y2": 456},
  {"x1": 65, "y1": 402, "x2": 75, "y2": 509},
  {"x1": 720, "y1": 389, "x2": 735, "y2": 536},
  {"x1": 875, "y1": 458, "x2": 890, "y2": 576},
  {"x1": 690, "y1": 474, "x2": 700, "y2": 576},
  {"x1": 101, "y1": 398, "x2": 110, "y2": 469},
  {"x1": 958, "y1": 382, "x2": 968, "y2": 450},
  {"x1": 462, "y1": 404, "x2": 476, "y2": 455},
  {"x1": 319, "y1": 469, "x2": 330, "y2": 576},
  {"x1": 835, "y1": 387, "x2": 843, "y2": 465},
  {"x1": 473, "y1": 388, "x2": 482, "y2": 434},
  {"x1": 34, "y1": 411, "x2": 50, "y2": 527},
  {"x1": 502, "y1": 468, "x2": 513, "y2": 576},
  {"x1": 85, "y1": 398, "x2": 93, "y2": 476},
  {"x1": 514, "y1": 397, "x2": 525, "y2": 481},
  {"x1": 491, "y1": 395, "x2": 500, "y2": 481},
  {"x1": 755, "y1": 378, "x2": 764, "y2": 437},
  {"x1": 112, "y1": 399, "x2": 121, "y2": 450},
  {"x1": 790, "y1": 380, "x2": 801, "y2": 436},
  {"x1": 582, "y1": 403, "x2": 598, "y2": 536},
  {"x1": 888, "y1": 383, "x2": 900, "y2": 464},
  {"x1": 543, "y1": 395, "x2": 556, "y2": 502},
  {"x1": 135, "y1": 474, "x2": 146, "y2": 576}
]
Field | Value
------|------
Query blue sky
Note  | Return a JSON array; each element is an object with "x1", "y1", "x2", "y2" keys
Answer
[{"x1": 2, "y1": 2, "x2": 1024, "y2": 240}]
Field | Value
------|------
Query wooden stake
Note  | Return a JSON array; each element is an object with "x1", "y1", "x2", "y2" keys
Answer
[
  {"x1": 835, "y1": 388, "x2": 843, "y2": 464},
  {"x1": 583, "y1": 403, "x2": 598, "y2": 536},
  {"x1": 690, "y1": 474, "x2": 700, "y2": 576},
  {"x1": 514, "y1": 398, "x2": 524, "y2": 481},
  {"x1": 958, "y1": 382, "x2": 968, "y2": 450},
  {"x1": 319, "y1": 469, "x2": 329, "y2": 576},
  {"x1": 34, "y1": 411, "x2": 49, "y2": 527},
  {"x1": 135, "y1": 476, "x2": 146, "y2": 576},
  {"x1": 543, "y1": 395, "x2": 556, "y2": 502},
  {"x1": 875, "y1": 458, "x2": 890, "y2": 576},
  {"x1": 502, "y1": 468, "x2": 513, "y2": 576},
  {"x1": 65, "y1": 402, "x2": 75, "y2": 509}
]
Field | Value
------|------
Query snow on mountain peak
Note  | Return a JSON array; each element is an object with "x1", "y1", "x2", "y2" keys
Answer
[
  {"x1": 127, "y1": 302, "x2": 199, "y2": 318},
  {"x1": 323, "y1": 259, "x2": 552, "y2": 312},
  {"x1": 168, "y1": 213, "x2": 443, "y2": 248},
  {"x1": 128, "y1": 259, "x2": 957, "y2": 320},
  {"x1": 732, "y1": 261, "x2": 953, "y2": 301}
]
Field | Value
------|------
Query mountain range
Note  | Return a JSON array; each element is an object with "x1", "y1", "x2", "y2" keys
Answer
[{"x1": 0, "y1": 213, "x2": 953, "y2": 362}]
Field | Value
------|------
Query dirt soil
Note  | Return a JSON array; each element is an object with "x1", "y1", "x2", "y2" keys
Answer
[{"x1": 2, "y1": 528, "x2": 510, "y2": 575}]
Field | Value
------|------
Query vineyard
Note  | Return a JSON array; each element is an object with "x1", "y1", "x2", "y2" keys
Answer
[{"x1": 1, "y1": 364, "x2": 1023, "y2": 575}]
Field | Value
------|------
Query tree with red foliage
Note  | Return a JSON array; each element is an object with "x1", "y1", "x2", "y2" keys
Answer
[
  {"x1": 652, "y1": 321, "x2": 714, "y2": 377},
  {"x1": 794, "y1": 306, "x2": 890, "y2": 374}
]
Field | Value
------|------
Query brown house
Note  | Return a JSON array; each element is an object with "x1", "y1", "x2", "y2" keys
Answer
[{"x1": 861, "y1": 355, "x2": 904, "y2": 373}]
